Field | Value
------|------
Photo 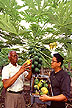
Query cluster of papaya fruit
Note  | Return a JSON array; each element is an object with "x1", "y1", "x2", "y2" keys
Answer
[
  {"x1": 28, "y1": 47, "x2": 42, "y2": 74},
  {"x1": 49, "y1": 42, "x2": 57, "y2": 50},
  {"x1": 33, "y1": 78, "x2": 51, "y2": 96}
]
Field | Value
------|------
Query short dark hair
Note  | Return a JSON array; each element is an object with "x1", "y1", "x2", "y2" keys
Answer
[{"x1": 53, "y1": 53, "x2": 64, "y2": 67}]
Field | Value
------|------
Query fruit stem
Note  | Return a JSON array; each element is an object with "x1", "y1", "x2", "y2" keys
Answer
[
  {"x1": 41, "y1": 54, "x2": 51, "y2": 66},
  {"x1": 35, "y1": 48, "x2": 52, "y2": 59}
]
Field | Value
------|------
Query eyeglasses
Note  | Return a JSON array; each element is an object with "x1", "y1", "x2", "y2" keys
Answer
[{"x1": 51, "y1": 60, "x2": 57, "y2": 63}]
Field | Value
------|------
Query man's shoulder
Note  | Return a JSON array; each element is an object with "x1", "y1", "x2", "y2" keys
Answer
[
  {"x1": 61, "y1": 69, "x2": 70, "y2": 78},
  {"x1": 2, "y1": 64, "x2": 10, "y2": 73},
  {"x1": 2, "y1": 63, "x2": 14, "y2": 70},
  {"x1": 61, "y1": 69, "x2": 68, "y2": 74},
  {"x1": 3, "y1": 64, "x2": 10, "y2": 69}
]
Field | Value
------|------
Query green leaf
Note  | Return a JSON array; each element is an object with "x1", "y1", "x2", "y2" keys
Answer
[{"x1": 0, "y1": 14, "x2": 18, "y2": 35}]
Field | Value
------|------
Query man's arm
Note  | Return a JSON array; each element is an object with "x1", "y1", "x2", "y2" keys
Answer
[
  {"x1": 2, "y1": 63, "x2": 31, "y2": 89},
  {"x1": 39, "y1": 94, "x2": 67, "y2": 102}
]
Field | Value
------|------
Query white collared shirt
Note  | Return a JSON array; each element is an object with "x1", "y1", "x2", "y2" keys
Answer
[{"x1": 2, "y1": 63, "x2": 28, "y2": 92}]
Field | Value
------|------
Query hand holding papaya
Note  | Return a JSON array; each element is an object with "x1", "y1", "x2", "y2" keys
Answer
[{"x1": 19, "y1": 59, "x2": 32, "y2": 74}]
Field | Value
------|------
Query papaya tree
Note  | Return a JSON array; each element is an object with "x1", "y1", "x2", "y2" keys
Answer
[
  {"x1": 0, "y1": 0, "x2": 72, "y2": 69},
  {"x1": 63, "y1": 43, "x2": 72, "y2": 72}
]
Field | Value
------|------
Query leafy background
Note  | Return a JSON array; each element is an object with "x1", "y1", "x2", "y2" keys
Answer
[{"x1": 0, "y1": 0, "x2": 72, "y2": 70}]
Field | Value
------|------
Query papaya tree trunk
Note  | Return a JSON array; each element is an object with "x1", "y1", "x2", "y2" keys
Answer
[{"x1": 68, "y1": 62, "x2": 71, "y2": 72}]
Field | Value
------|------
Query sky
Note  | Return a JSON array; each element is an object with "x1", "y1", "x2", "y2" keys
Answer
[{"x1": 16, "y1": 0, "x2": 24, "y2": 6}]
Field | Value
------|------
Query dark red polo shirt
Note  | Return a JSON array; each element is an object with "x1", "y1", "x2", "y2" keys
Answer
[{"x1": 50, "y1": 69, "x2": 71, "y2": 108}]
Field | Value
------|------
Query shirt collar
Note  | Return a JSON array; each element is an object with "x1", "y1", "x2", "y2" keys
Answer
[
  {"x1": 54, "y1": 69, "x2": 63, "y2": 74},
  {"x1": 9, "y1": 63, "x2": 19, "y2": 68}
]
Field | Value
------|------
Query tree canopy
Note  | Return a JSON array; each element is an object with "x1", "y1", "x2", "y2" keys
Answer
[{"x1": 0, "y1": 0, "x2": 72, "y2": 67}]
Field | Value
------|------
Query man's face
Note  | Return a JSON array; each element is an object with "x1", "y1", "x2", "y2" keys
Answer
[
  {"x1": 10, "y1": 51, "x2": 18, "y2": 64},
  {"x1": 51, "y1": 57, "x2": 59, "y2": 69}
]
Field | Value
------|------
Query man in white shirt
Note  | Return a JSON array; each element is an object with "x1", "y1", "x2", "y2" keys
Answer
[{"x1": 2, "y1": 51, "x2": 32, "y2": 108}]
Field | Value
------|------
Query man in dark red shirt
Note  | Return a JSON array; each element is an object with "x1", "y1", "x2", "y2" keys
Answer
[{"x1": 39, "y1": 53, "x2": 71, "y2": 108}]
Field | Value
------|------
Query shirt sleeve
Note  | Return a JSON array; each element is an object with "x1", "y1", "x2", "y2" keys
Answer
[
  {"x1": 23, "y1": 71, "x2": 28, "y2": 77},
  {"x1": 60, "y1": 73, "x2": 71, "y2": 99},
  {"x1": 2, "y1": 66, "x2": 10, "y2": 80}
]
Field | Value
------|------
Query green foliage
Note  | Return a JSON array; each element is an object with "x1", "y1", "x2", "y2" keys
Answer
[
  {"x1": 47, "y1": 0, "x2": 72, "y2": 36},
  {"x1": 0, "y1": 76, "x2": 3, "y2": 95},
  {"x1": 17, "y1": 50, "x2": 28, "y2": 65},
  {"x1": 64, "y1": 43, "x2": 72, "y2": 63},
  {"x1": 0, "y1": 0, "x2": 21, "y2": 22},
  {"x1": 0, "y1": 48, "x2": 11, "y2": 66},
  {"x1": 67, "y1": 71, "x2": 72, "y2": 77},
  {"x1": 0, "y1": 0, "x2": 72, "y2": 68},
  {"x1": 0, "y1": 14, "x2": 18, "y2": 35}
]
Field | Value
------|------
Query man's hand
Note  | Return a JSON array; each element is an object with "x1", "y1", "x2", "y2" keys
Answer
[
  {"x1": 19, "y1": 59, "x2": 32, "y2": 74},
  {"x1": 39, "y1": 95, "x2": 50, "y2": 102},
  {"x1": 24, "y1": 59, "x2": 32, "y2": 72}
]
